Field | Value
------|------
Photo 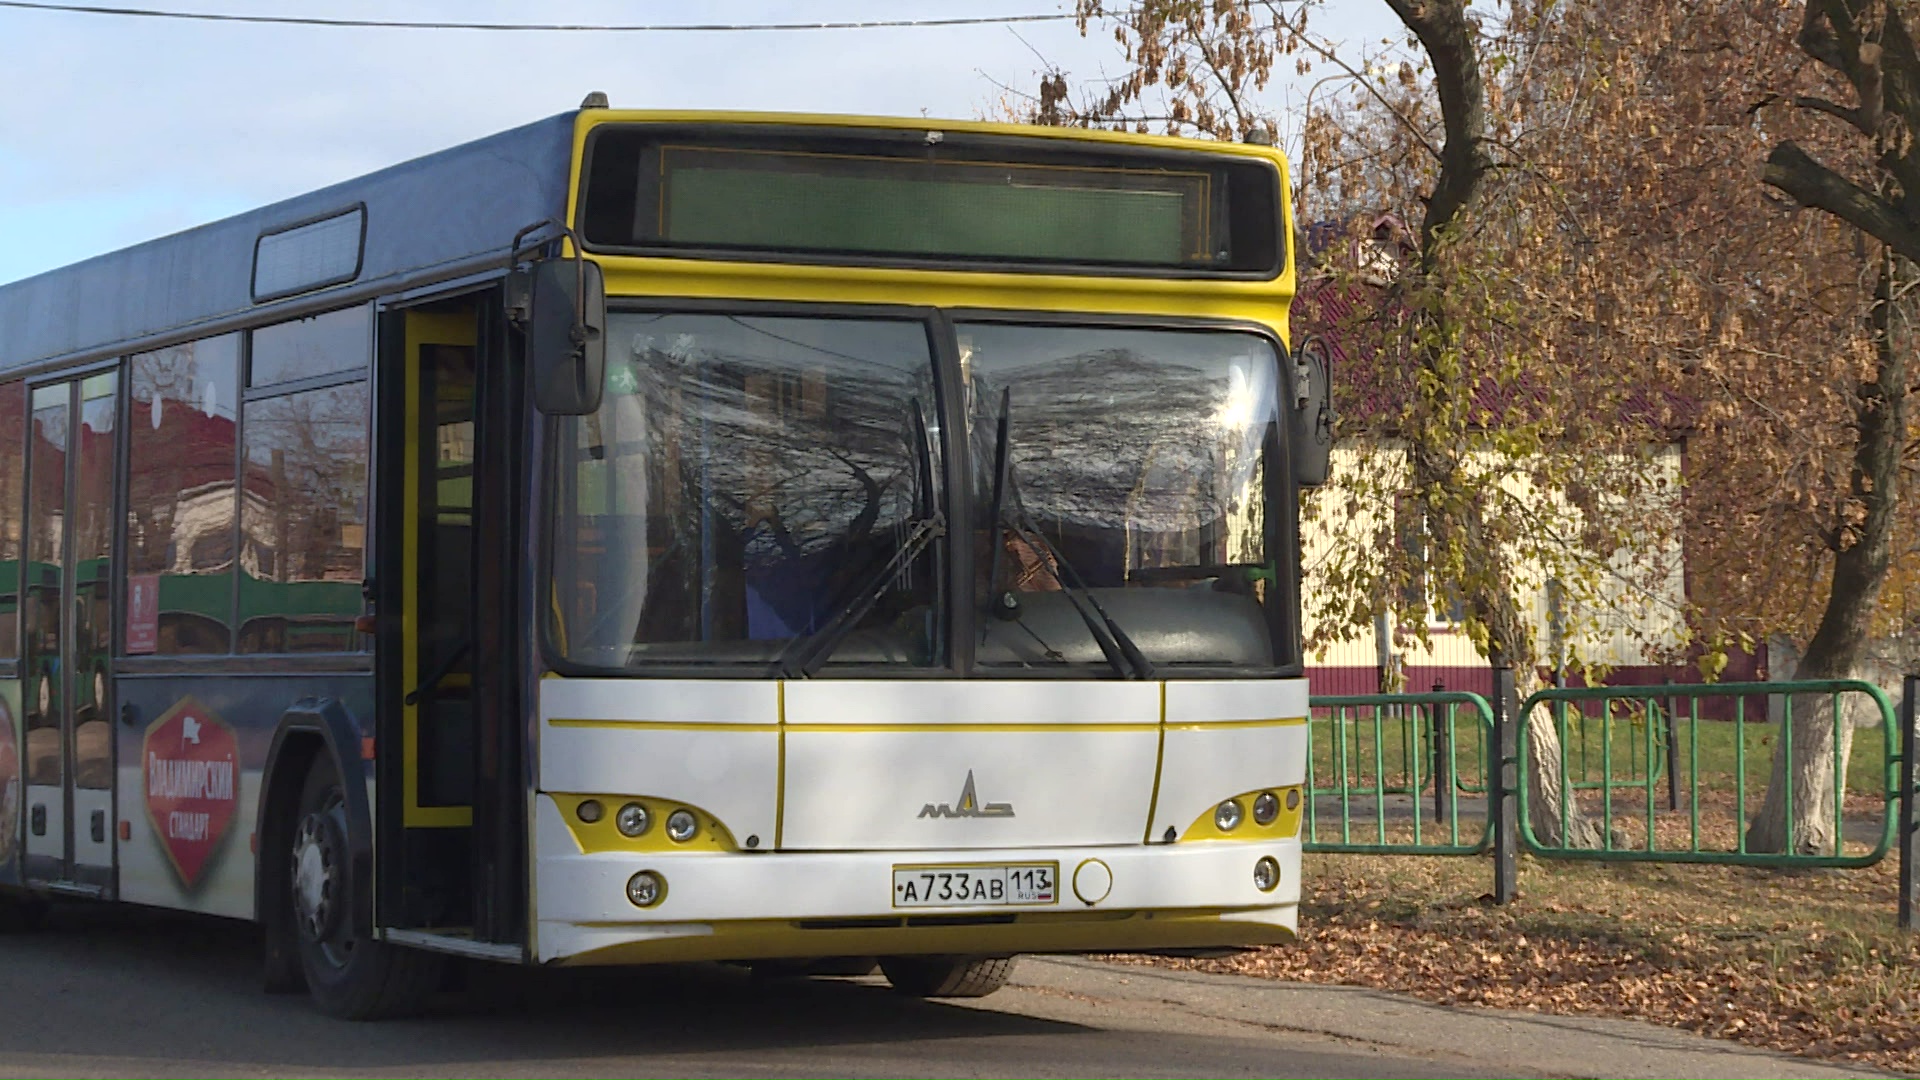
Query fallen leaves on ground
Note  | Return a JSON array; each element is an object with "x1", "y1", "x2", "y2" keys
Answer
[{"x1": 1104, "y1": 852, "x2": 1920, "y2": 1075}]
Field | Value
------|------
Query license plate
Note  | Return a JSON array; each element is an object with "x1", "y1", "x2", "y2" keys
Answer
[{"x1": 892, "y1": 863, "x2": 1058, "y2": 908}]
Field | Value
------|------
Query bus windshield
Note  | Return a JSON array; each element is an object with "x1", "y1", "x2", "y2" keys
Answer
[
  {"x1": 962, "y1": 323, "x2": 1283, "y2": 670},
  {"x1": 547, "y1": 313, "x2": 1287, "y2": 675},
  {"x1": 548, "y1": 312, "x2": 945, "y2": 670}
]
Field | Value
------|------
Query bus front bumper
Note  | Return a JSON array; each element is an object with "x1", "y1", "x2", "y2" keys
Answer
[{"x1": 533, "y1": 808, "x2": 1301, "y2": 966}]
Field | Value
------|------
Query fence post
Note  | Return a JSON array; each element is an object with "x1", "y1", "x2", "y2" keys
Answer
[
  {"x1": 1663, "y1": 676, "x2": 1681, "y2": 812},
  {"x1": 1490, "y1": 661, "x2": 1518, "y2": 904},
  {"x1": 1431, "y1": 681, "x2": 1451, "y2": 822},
  {"x1": 1901, "y1": 673, "x2": 1917, "y2": 931}
]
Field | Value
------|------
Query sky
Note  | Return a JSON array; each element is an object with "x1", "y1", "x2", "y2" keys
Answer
[{"x1": 0, "y1": 0, "x2": 1406, "y2": 286}]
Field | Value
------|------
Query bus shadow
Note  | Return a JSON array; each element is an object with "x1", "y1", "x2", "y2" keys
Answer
[{"x1": 0, "y1": 903, "x2": 1086, "y2": 1074}]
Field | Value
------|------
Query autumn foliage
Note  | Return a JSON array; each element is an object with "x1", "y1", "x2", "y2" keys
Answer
[{"x1": 1048, "y1": 0, "x2": 1920, "y2": 854}]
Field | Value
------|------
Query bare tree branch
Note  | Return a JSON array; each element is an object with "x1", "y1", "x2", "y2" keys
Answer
[
  {"x1": 1258, "y1": 0, "x2": 1445, "y2": 164},
  {"x1": 1764, "y1": 141, "x2": 1920, "y2": 264},
  {"x1": 1793, "y1": 93, "x2": 1874, "y2": 133},
  {"x1": 1380, "y1": 0, "x2": 1492, "y2": 255},
  {"x1": 1799, "y1": 0, "x2": 1848, "y2": 70}
]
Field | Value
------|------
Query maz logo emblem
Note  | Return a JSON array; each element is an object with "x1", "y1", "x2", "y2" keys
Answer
[{"x1": 918, "y1": 770, "x2": 1015, "y2": 819}]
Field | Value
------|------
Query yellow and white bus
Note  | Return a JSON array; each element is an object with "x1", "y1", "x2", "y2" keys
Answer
[{"x1": 0, "y1": 100, "x2": 1330, "y2": 1017}]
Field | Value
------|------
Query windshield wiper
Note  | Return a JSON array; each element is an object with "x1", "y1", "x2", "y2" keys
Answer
[
  {"x1": 981, "y1": 390, "x2": 1155, "y2": 681},
  {"x1": 777, "y1": 400, "x2": 944, "y2": 679},
  {"x1": 981, "y1": 387, "x2": 1017, "y2": 625},
  {"x1": 775, "y1": 513, "x2": 944, "y2": 678}
]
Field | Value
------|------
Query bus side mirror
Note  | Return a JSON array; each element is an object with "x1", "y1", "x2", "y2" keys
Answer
[
  {"x1": 519, "y1": 258, "x2": 606, "y2": 416},
  {"x1": 1289, "y1": 335, "x2": 1333, "y2": 487}
]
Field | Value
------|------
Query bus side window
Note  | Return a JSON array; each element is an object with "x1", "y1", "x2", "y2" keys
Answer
[
  {"x1": 126, "y1": 336, "x2": 240, "y2": 655},
  {"x1": 0, "y1": 380, "x2": 21, "y2": 659},
  {"x1": 233, "y1": 307, "x2": 372, "y2": 656},
  {"x1": 237, "y1": 381, "x2": 370, "y2": 654}
]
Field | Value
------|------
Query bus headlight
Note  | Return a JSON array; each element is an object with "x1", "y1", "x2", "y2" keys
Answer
[
  {"x1": 1254, "y1": 856, "x2": 1280, "y2": 892},
  {"x1": 666, "y1": 809, "x2": 698, "y2": 843},
  {"x1": 1215, "y1": 799, "x2": 1244, "y2": 832},
  {"x1": 1252, "y1": 791, "x2": 1280, "y2": 825},
  {"x1": 615, "y1": 802, "x2": 650, "y2": 837},
  {"x1": 626, "y1": 871, "x2": 666, "y2": 907}
]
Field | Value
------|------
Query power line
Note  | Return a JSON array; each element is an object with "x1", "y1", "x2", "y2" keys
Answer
[{"x1": 0, "y1": 0, "x2": 1080, "y2": 32}]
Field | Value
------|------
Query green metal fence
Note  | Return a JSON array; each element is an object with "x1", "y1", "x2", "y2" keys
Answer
[
  {"x1": 1305, "y1": 692, "x2": 1494, "y2": 855},
  {"x1": 1516, "y1": 679, "x2": 1900, "y2": 868},
  {"x1": 1558, "y1": 693, "x2": 1671, "y2": 797}
]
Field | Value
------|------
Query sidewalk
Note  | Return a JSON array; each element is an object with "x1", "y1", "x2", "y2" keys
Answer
[{"x1": 1003, "y1": 956, "x2": 1887, "y2": 1079}]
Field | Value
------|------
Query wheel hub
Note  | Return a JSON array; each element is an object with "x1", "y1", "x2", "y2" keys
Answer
[{"x1": 291, "y1": 812, "x2": 341, "y2": 944}]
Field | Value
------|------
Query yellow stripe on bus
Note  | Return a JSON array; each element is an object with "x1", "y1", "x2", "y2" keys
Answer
[
  {"x1": 401, "y1": 308, "x2": 478, "y2": 830},
  {"x1": 547, "y1": 719, "x2": 1159, "y2": 734}
]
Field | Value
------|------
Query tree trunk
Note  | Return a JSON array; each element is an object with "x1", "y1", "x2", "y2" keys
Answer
[
  {"x1": 1388, "y1": 0, "x2": 1605, "y2": 849},
  {"x1": 1744, "y1": 659, "x2": 1861, "y2": 856},
  {"x1": 1746, "y1": 252, "x2": 1909, "y2": 854},
  {"x1": 1515, "y1": 662, "x2": 1611, "y2": 848},
  {"x1": 1411, "y1": 443, "x2": 1607, "y2": 848}
]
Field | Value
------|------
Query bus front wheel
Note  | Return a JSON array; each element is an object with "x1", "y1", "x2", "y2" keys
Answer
[
  {"x1": 287, "y1": 756, "x2": 441, "y2": 1019},
  {"x1": 879, "y1": 955, "x2": 1015, "y2": 998}
]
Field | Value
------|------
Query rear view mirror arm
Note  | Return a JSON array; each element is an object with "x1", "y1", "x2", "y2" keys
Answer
[{"x1": 509, "y1": 219, "x2": 607, "y2": 416}]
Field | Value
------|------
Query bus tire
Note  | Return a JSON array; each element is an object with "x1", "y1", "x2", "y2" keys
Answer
[
  {"x1": 288, "y1": 756, "x2": 441, "y2": 1019},
  {"x1": 879, "y1": 955, "x2": 1015, "y2": 998}
]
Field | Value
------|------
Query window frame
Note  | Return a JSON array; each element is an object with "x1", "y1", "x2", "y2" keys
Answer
[
  {"x1": 123, "y1": 333, "x2": 243, "y2": 657},
  {"x1": 250, "y1": 203, "x2": 368, "y2": 304},
  {"x1": 539, "y1": 299, "x2": 958, "y2": 680},
  {"x1": 246, "y1": 303, "x2": 374, "y2": 392},
  {"x1": 950, "y1": 310, "x2": 1299, "y2": 677},
  {"x1": 1394, "y1": 494, "x2": 1469, "y2": 632},
  {"x1": 233, "y1": 373, "x2": 373, "y2": 657},
  {"x1": 231, "y1": 305, "x2": 373, "y2": 657},
  {"x1": 574, "y1": 123, "x2": 1288, "y2": 282}
]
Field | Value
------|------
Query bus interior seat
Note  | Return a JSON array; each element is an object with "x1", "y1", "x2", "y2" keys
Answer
[
  {"x1": 24, "y1": 725, "x2": 59, "y2": 785},
  {"x1": 71, "y1": 718, "x2": 110, "y2": 789}
]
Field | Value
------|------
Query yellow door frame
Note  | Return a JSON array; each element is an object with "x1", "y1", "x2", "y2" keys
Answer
[{"x1": 402, "y1": 310, "x2": 477, "y2": 829}]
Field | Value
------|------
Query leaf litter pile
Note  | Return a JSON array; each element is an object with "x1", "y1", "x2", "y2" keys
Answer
[{"x1": 1106, "y1": 853, "x2": 1920, "y2": 1075}]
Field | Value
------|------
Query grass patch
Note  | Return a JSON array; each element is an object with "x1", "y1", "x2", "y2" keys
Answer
[
  {"x1": 1311, "y1": 702, "x2": 1494, "y2": 797},
  {"x1": 1311, "y1": 706, "x2": 1892, "y2": 801},
  {"x1": 1111, "y1": 852, "x2": 1920, "y2": 1073}
]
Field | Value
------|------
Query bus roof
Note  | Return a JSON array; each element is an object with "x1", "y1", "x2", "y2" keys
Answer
[
  {"x1": 0, "y1": 111, "x2": 576, "y2": 375},
  {"x1": 0, "y1": 108, "x2": 1287, "y2": 377},
  {"x1": 576, "y1": 109, "x2": 1288, "y2": 158}
]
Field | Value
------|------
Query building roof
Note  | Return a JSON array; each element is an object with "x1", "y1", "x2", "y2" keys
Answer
[{"x1": 1293, "y1": 222, "x2": 1693, "y2": 438}]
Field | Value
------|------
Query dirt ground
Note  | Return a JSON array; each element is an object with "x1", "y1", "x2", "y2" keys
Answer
[{"x1": 1110, "y1": 849, "x2": 1920, "y2": 1076}]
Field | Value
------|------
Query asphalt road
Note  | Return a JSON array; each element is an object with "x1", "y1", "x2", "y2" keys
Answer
[{"x1": 0, "y1": 905, "x2": 1871, "y2": 1079}]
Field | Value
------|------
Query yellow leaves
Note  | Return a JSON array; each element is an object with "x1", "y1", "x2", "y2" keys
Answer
[{"x1": 1071, "y1": 0, "x2": 1917, "y2": 654}]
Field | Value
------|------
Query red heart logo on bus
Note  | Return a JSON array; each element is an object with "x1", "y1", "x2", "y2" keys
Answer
[{"x1": 143, "y1": 698, "x2": 239, "y2": 889}]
